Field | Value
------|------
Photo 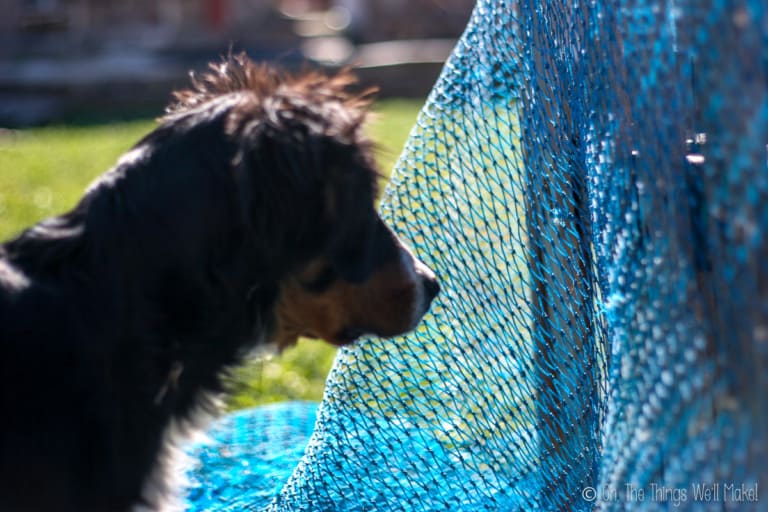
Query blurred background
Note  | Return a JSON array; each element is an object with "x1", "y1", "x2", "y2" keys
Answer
[
  {"x1": 0, "y1": 0, "x2": 474, "y2": 125},
  {"x1": 0, "y1": 0, "x2": 474, "y2": 408}
]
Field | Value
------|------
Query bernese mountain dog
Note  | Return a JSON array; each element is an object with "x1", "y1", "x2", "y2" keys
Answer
[{"x1": 0, "y1": 53, "x2": 439, "y2": 511}]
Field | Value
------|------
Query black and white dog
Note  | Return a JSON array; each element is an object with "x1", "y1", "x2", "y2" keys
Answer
[{"x1": 0, "y1": 54, "x2": 438, "y2": 511}]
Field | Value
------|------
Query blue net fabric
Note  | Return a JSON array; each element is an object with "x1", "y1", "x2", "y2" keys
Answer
[
  {"x1": 185, "y1": 402, "x2": 318, "y2": 511},
  {"x1": 186, "y1": 0, "x2": 767, "y2": 510}
]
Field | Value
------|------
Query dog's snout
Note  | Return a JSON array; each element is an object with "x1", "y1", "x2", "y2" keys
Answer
[
  {"x1": 423, "y1": 275, "x2": 440, "y2": 301},
  {"x1": 408, "y1": 249, "x2": 439, "y2": 305}
]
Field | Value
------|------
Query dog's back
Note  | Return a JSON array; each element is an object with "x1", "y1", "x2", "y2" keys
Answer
[
  {"x1": 0, "y1": 102, "x2": 271, "y2": 511},
  {"x1": 0, "y1": 232, "x2": 163, "y2": 511},
  {"x1": 0, "y1": 98, "x2": 285, "y2": 511}
]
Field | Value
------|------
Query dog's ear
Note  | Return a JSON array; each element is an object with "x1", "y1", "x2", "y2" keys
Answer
[{"x1": 326, "y1": 161, "x2": 379, "y2": 283}]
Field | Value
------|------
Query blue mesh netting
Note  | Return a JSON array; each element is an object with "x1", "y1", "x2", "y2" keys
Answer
[
  {"x1": 186, "y1": 0, "x2": 767, "y2": 510},
  {"x1": 185, "y1": 402, "x2": 318, "y2": 509}
]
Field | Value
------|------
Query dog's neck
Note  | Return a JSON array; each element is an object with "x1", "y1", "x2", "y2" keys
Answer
[{"x1": 2, "y1": 203, "x2": 281, "y2": 511}]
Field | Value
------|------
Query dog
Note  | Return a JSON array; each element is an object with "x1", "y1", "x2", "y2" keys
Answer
[{"x1": 0, "y1": 54, "x2": 439, "y2": 511}]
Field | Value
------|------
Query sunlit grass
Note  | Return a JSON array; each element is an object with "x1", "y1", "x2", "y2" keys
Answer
[
  {"x1": 0, "y1": 120, "x2": 153, "y2": 241},
  {"x1": 0, "y1": 98, "x2": 423, "y2": 408}
]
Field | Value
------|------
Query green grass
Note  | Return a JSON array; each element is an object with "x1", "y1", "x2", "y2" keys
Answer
[
  {"x1": 0, "y1": 98, "x2": 423, "y2": 409},
  {"x1": 0, "y1": 121, "x2": 154, "y2": 241}
]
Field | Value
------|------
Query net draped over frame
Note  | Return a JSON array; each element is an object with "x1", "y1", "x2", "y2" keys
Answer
[{"x1": 186, "y1": 0, "x2": 768, "y2": 510}]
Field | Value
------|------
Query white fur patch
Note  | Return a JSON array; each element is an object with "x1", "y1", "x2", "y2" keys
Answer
[
  {"x1": 396, "y1": 242, "x2": 436, "y2": 329},
  {"x1": 86, "y1": 146, "x2": 148, "y2": 195},
  {"x1": 0, "y1": 260, "x2": 29, "y2": 291},
  {"x1": 136, "y1": 403, "x2": 219, "y2": 512}
]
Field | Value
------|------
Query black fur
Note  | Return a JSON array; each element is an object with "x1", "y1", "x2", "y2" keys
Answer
[{"x1": 0, "y1": 59, "x2": 380, "y2": 511}]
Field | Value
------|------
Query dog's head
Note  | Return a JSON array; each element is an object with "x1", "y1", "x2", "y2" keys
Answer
[{"x1": 166, "y1": 54, "x2": 439, "y2": 348}]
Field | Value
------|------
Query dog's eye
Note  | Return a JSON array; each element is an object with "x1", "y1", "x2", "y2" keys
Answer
[{"x1": 300, "y1": 264, "x2": 337, "y2": 293}]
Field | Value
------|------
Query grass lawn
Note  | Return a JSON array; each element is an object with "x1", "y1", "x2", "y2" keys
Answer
[{"x1": 0, "y1": 98, "x2": 422, "y2": 409}]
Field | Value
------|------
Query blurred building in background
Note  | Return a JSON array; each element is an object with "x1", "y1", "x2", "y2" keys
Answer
[
  {"x1": 0, "y1": 0, "x2": 474, "y2": 126},
  {"x1": 0, "y1": 1, "x2": 290, "y2": 57},
  {"x1": 0, "y1": 1, "x2": 471, "y2": 53}
]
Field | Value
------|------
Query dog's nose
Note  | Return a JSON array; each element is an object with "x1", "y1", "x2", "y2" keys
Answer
[{"x1": 423, "y1": 275, "x2": 440, "y2": 301}]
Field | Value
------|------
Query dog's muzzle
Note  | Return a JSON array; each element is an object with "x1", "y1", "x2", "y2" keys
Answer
[
  {"x1": 415, "y1": 260, "x2": 440, "y2": 320},
  {"x1": 398, "y1": 243, "x2": 440, "y2": 330}
]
